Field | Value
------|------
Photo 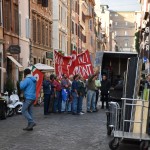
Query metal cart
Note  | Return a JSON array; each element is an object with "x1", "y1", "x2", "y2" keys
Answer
[
  {"x1": 109, "y1": 98, "x2": 150, "y2": 150},
  {"x1": 106, "y1": 101, "x2": 121, "y2": 135}
]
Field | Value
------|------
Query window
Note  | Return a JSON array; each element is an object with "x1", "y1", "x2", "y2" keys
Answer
[
  {"x1": 114, "y1": 31, "x2": 117, "y2": 36},
  {"x1": 76, "y1": 23, "x2": 78, "y2": 35},
  {"x1": 0, "y1": 1, "x2": 2, "y2": 26},
  {"x1": 61, "y1": 6, "x2": 62, "y2": 22},
  {"x1": 34, "y1": 58, "x2": 37, "y2": 64},
  {"x1": 4, "y1": 0, "x2": 11, "y2": 31},
  {"x1": 33, "y1": 16, "x2": 36, "y2": 42},
  {"x1": 115, "y1": 14, "x2": 118, "y2": 16},
  {"x1": 42, "y1": 21, "x2": 45, "y2": 45},
  {"x1": 91, "y1": 36, "x2": 93, "y2": 46},
  {"x1": 72, "y1": 21, "x2": 74, "y2": 34},
  {"x1": 125, "y1": 31, "x2": 128, "y2": 36},
  {"x1": 115, "y1": 22, "x2": 118, "y2": 26},
  {"x1": 124, "y1": 39, "x2": 129, "y2": 47},
  {"x1": 49, "y1": 24, "x2": 52, "y2": 48},
  {"x1": 37, "y1": 18, "x2": 41, "y2": 43},
  {"x1": 14, "y1": 4, "x2": 19, "y2": 35},
  {"x1": 62, "y1": 7, "x2": 66, "y2": 25},
  {"x1": 59, "y1": 33, "x2": 62, "y2": 49},
  {"x1": 46, "y1": 24, "x2": 48, "y2": 46},
  {"x1": 59, "y1": 5, "x2": 60, "y2": 20},
  {"x1": 82, "y1": 12, "x2": 85, "y2": 23},
  {"x1": 25, "y1": 18, "x2": 30, "y2": 39},
  {"x1": 89, "y1": 20, "x2": 92, "y2": 30},
  {"x1": 75, "y1": 1, "x2": 78, "y2": 13}
]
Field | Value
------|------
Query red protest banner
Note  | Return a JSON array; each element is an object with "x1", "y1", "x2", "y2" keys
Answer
[
  {"x1": 54, "y1": 50, "x2": 94, "y2": 79},
  {"x1": 54, "y1": 51, "x2": 71, "y2": 78},
  {"x1": 32, "y1": 66, "x2": 44, "y2": 105}
]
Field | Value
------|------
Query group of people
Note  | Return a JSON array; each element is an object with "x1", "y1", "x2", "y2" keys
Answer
[
  {"x1": 42, "y1": 72, "x2": 111, "y2": 115},
  {"x1": 19, "y1": 68, "x2": 111, "y2": 131}
]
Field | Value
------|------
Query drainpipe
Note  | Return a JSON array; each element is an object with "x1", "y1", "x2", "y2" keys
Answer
[
  {"x1": 29, "y1": 0, "x2": 33, "y2": 66},
  {"x1": 70, "y1": 0, "x2": 72, "y2": 54},
  {"x1": 0, "y1": 0, "x2": 4, "y2": 93}
]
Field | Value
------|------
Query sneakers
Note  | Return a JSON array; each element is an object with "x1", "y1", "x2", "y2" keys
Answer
[
  {"x1": 79, "y1": 112, "x2": 85, "y2": 115},
  {"x1": 23, "y1": 122, "x2": 36, "y2": 131},
  {"x1": 23, "y1": 127, "x2": 33, "y2": 131},
  {"x1": 87, "y1": 110, "x2": 92, "y2": 113}
]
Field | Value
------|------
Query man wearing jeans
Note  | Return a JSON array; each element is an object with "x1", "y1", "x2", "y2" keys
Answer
[
  {"x1": 87, "y1": 73, "x2": 98, "y2": 113},
  {"x1": 20, "y1": 69, "x2": 37, "y2": 131}
]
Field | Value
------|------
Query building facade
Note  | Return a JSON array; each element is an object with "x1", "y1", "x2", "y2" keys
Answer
[
  {"x1": 3, "y1": 0, "x2": 22, "y2": 91},
  {"x1": 138, "y1": 0, "x2": 150, "y2": 59},
  {"x1": 71, "y1": 0, "x2": 80, "y2": 53},
  {"x1": 95, "y1": 3, "x2": 110, "y2": 51},
  {"x1": 110, "y1": 11, "x2": 136, "y2": 52},
  {"x1": 52, "y1": 0, "x2": 68, "y2": 55},
  {"x1": 19, "y1": 0, "x2": 30, "y2": 68},
  {"x1": 30, "y1": 0, "x2": 53, "y2": 66}
]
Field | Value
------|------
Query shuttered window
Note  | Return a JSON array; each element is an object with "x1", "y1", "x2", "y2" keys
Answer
[
  {"x1": 72, "y1": 21, "x2": 74, "y2": 34},
  {"x1": 33, "y1": 17, "x2": 36, "y2": 42},
  {"x1": 82, "y1": 12, "x2": 85, "y2": 23},
  {"x1": 25, "y1": 18, "x2": 30, "y2": 39},
  {"x1": 4, "y1": 0, "x2": 11, "y2": 31},
  {"x1": 49, "y1": 24, "x2": 52, "y2": 48},
  {"x1": 37, "y1": 19, "x2": 41, "y2": 43},
  {"x1": 42, "y1": 21, "x2": 45, "y2": 45},
  {"x1": 14, "y1": 4, "x2": 19, "y2": 35},
  {"x1": 46, "y1": 24, "x2": 48, "y2": 46}
]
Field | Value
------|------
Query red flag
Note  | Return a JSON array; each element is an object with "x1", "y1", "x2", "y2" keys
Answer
[
  {"x1": 54, "y1": 50, "x2": 94, "y2": 79},
  {"x1": 32, "y1": 66, "x2": 44, "y2": 105}
]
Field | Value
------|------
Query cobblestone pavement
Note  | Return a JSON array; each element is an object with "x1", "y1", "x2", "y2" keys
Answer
[{"x1": 0, "y1": 100, "x2": 141, "y2": 150}]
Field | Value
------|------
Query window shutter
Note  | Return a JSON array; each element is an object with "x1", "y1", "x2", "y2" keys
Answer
[{"x1": 19, "y1": 13, "x2": 21, "y2": 36}]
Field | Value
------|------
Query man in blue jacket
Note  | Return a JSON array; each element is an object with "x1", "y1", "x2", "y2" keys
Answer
[{"x1": 20, "y1": 68, "x2": 37, "y2": 131}]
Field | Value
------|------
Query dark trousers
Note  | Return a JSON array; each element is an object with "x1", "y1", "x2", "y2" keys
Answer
[
  {"x1": 53, "y1": 91, "x2": 62, "y2": 113},
  {"x1": 101, "y1": 94, "x2": 109, "y2": 108},
  {"x1": 44, "y1": 94, "x2": 50, "y2": 115},
  {"x1": 95, "y1": 90, "x2": 99, "y2": 109}
]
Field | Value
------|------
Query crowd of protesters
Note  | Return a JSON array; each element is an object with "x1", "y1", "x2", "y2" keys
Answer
[{"x1": 42, "y1": 72, "x2": 111, "y2": 116}]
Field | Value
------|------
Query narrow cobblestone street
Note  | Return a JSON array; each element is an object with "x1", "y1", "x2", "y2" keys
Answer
[{"x1": 0, "y1": 99, "x2": 141, "y2": 150}]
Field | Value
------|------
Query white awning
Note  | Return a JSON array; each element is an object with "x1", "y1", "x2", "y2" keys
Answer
[{"x1": 7, "y1": 56, "x2": 24, "y2": 70}]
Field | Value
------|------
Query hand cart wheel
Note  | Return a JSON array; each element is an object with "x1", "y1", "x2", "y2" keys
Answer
[
  {"x1": 140, "y1": 141, "x2": 149, "y2": 150},
  {"x1": 109, "y1": 138, "x2": 119, "y2": 150}
]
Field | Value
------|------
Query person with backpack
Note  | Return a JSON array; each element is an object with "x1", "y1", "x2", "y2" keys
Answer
[{"x1": 61, "y1": 74, "x2": 71, "y2": 112}]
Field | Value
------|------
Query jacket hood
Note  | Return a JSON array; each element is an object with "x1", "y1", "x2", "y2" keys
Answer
[{"x1": 26, "y1": 74, "x2": 37, "y2": 82}]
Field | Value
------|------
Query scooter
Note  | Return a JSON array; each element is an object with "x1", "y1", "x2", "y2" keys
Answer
[
  {"x1": 2, "y1": 91, "x2": 15, "y2": 117},
  {"x1": 9, "y1": 91, "x2": 23, "y2": 114},
  {"x1": 2, "y1": 91, "x2": 23, "y2": 116}
]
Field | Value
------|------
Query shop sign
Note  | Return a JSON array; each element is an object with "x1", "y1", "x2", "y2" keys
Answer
[
  {"x1": 145, "y1": 27, "x2": 149, "y2": 51},
  {"x1": 9, "y1": 45, "x2": 20, "y2": 54},
  {"x1": 46, "y1": 51, "x2": 53, "y2": 59}
]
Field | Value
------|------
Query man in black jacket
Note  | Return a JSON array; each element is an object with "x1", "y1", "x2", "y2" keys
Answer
[{"x1": 100, "y1": 74, "x2": 111, "y2": 109}]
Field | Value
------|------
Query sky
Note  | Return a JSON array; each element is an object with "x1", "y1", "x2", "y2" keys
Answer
[{"x1": 100, "y1": 0, "x2": 141, "y2": 11}]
